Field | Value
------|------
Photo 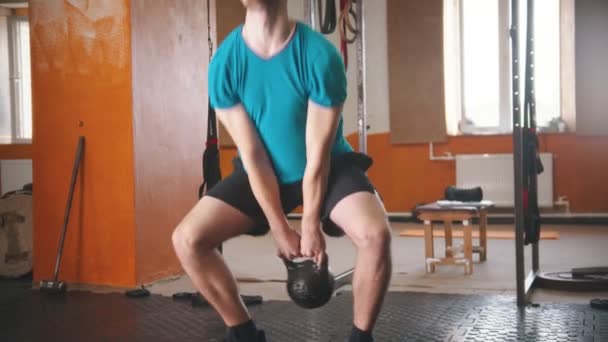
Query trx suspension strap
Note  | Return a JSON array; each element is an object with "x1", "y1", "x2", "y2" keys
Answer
[
  {"x1": 317, "y1": 0, "x2": 337, "y2": 34},
  {"x1": 199, "y1": 0, "x2": 222, "y2": 200},
  {"x1": 523, "y1": 0, "x2": 543, "y2": 245},
  {"x1": 339, "y1": 0, "x2": 358, "y2": 69}
]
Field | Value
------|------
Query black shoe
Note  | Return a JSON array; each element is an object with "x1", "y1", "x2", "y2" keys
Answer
[{"x1": 223, "y1": 329, "x2": 266, "y2": 342}]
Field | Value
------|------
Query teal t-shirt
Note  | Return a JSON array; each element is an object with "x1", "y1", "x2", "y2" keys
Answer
[{"x1": 208, "y1": 22, "x2": 353, "y2": 184}]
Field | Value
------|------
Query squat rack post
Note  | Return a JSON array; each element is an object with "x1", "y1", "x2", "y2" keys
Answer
[
  {"x1": 512, "y1": 0, "x2": 540, "y2": 307},
  {"x1": 511, "y1": 0, "x2": 527, "y2": 307},
  {"x1": 524, "y1": 0, "x2": 540, "y2": 278}
]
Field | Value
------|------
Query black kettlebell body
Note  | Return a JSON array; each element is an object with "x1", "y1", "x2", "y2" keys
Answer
[{"x1": 284, "y1": 258, "x2": 335, "y2": 309}]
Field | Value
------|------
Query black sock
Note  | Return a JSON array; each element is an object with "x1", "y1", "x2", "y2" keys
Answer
[
  {"x1": 226, "y1": 320, "x2": 259, "y2": 342},
  {"x1": 349, "y1": 325, "x2": 373, "y2": 342}
]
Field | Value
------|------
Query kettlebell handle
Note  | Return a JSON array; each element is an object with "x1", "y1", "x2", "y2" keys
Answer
[
  {"x1": 282, "y1": 256, "x2": 296, "y2": 270},
  {"x1": 281, "y1": 255, "x2": 329, "y2": 272}
]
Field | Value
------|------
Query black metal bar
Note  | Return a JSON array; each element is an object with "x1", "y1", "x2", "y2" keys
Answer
[
  {"x1": 334, "y1": 269, "x2": 354, "y2": 290},
  {"x1": 524, "y1": 0, "x2": 536, "y2": 130},
  {"x1": 510, "y1": 0, "x2": 528, "y2": 308},
  {"x1": 524, "y1": 0, "x2": 541, "y2": 275},
  {"x1": 532, "y1": 241, "x2": 539, "y2": 273}
]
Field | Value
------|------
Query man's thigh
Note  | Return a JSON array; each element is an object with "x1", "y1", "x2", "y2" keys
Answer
[
  {"x1": 204, "y1": 169, "x2": 269, "y2": 236},
  {"x1": 177, "y1": 195, "x2": 257, "y2": 248},
  {"x1": 329, "y1": 191, "x2": 389, "y2": 244},
  {"x1": 321, "y1": 164, "x2": 389, "y2": 241}
]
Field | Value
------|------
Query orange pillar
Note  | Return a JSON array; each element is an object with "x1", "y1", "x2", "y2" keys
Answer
[{"x1": 30, "y1": 0, "x2": 209, "y2": 287}]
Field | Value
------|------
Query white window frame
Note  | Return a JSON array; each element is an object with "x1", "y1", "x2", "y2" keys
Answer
[
  {"x1": 7, "y1": 15, "x2": 32, "y2": 144},
  {"x1": 458, "y1": 0, "x2": 512, "y2": 135},
  {"x1": 445, "y1": 0, "x2": 573, "y2": 136}
]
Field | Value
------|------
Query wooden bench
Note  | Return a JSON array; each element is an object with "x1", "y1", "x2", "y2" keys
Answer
[{"x1": 415, "y1": 202, "x2": 493, "y2": 275}]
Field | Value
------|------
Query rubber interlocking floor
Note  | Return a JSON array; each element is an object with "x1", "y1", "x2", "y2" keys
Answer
[{"x1": 1, "y1": 285, "x2": 607, "y2": 341}]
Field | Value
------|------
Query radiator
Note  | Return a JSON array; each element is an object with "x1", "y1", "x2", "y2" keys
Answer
[
  {"x1": 455, "y1": 153, "x2": 554, "y2": 207},
  {"x1": 0, "y1": 160, "x2": 32, "y2": 195}
]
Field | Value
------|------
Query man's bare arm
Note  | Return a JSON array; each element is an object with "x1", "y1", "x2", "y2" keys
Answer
[
  {"x1": 302, "y1": 101, "x2": 343, "y2": 227},
  {"x1": 216, "y1": 105, "x2": 299, "y2": 258}
]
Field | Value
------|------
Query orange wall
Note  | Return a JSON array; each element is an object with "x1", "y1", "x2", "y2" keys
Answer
[
  {"x1": 365, "y1": 133, "x2": 608, "y2": 213},
  {"x1": 0, "y1": 144, "x2": 32, "y2": 159},
  {"x1": 219, "y1": 133, "x2": 608, "y2": 213},
  {"x1": 30, "y1": 0, "x2": 136, "y2": 287}
]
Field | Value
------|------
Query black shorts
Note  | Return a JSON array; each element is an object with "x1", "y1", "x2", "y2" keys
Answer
[{"x1": 205, "y1": 152, "x2": 377, "y2": 236}]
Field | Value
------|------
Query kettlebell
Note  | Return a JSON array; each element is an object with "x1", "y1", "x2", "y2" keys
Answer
[{"x1": 283, "y1": 257, "x2": 335, "y2": 309}]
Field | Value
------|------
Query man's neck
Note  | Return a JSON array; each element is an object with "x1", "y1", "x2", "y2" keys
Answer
[{"x1": 242, "y1": 2, "x2": 294, "y2": 59}]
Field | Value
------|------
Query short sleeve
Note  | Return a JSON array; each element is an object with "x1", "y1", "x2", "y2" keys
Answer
[
  {"x1": 308, "y1": 48, "x2": 347, "y2": 108},
  {"x1": 208, "y1": 55, "x2": 239, "y2": 109}
]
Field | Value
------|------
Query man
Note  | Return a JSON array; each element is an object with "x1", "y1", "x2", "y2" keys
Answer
[{"x1": 172, "y1": 0, "x2": 391, "y2": 341}]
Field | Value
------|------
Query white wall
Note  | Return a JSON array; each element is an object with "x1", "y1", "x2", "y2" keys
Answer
[
  {"x1": 363, "y1": 0, "x2": 390, "y2": 134},
  {"x1": 287, "y1": 0, "x2": 390, "y2": 135}
]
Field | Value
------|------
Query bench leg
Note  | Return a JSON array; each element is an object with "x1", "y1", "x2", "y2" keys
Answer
[
  {"x1": 463, "y1": 220, "x2": 473, "y2": 275},
  {"x1": 479, "y1": 211, "x2": 488, "y2": 262},
  {"x1": 424, "y1": 221, "x2": 435, "y2": 273},
  {"x1": 445, "y1": 220, "x2": 453, "y2": 258}
]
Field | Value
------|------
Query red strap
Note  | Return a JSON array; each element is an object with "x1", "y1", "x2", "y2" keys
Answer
[{"x1": 340, "y1": 0, "x2": 348, "y2": 69}]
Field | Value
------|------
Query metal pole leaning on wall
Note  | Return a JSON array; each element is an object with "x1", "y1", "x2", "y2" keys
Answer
[{"x1": 510, "y1": 0, "x2": 528, "y2": 307}]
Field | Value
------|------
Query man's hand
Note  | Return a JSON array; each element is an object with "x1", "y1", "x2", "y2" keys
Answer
[
  {"x1": 272, "y1": 223, "x2": 302, "y2": 260},
  {"x1": 300, "y1": 220, "x2": 327, "y2": 266},
  {"x1": 301, "y1": 101, "x2": 341, "y2": 267}
]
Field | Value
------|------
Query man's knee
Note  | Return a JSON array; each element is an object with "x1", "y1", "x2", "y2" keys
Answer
[
  {"x1": 172, "y1": 222, "x2": 216, "y2": 254},
  {"x1": 352, "y1": 221, "x2": 392, "y2": 254}
]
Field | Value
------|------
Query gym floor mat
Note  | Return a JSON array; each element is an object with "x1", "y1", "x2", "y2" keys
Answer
[{"x1": 1, "y1": 286, "x2": 606, "y2": 341}]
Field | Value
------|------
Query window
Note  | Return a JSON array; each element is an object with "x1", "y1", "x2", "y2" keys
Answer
[
  {"x1": 7, "y1": 17, "x2": 32, "y2": 143},
  {"x1": 522, "y1": 0, "x2": 561, "y2": 127},
  {"x1": 445, "y1": 0, "x2": 563, "y2": 134},
  {"x1": 461, "y1": 0, "x2": 501, "y2": 128}
]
